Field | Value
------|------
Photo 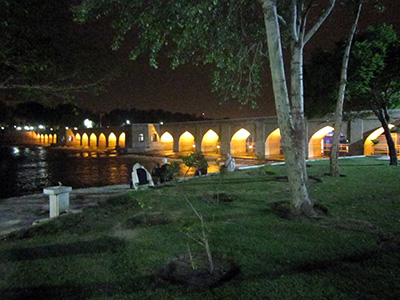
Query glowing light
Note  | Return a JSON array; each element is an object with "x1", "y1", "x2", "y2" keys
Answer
[
  {"x1": 265, "y1": 128, "x2": 281, "y2": 156},
  {"x1": 16, "y1": 126, "x2": 22, "y2": 131},
  {"x1": 160, "y1": 121, "x2": 164, "y2": 125},
  {"x1": 192, "y1": 144, "x2": 196, "y2": 148},
  {"x1": 232, "y1": 128, "x2": 251, "y2": 140},
  {"x1": 231, "y1": 128, "x2": 251, "y2": 155},
  {"x1": 84, "y1": 119, "x2": 93, "y2": 128},
  {"x1": 38, "y1": 125, "x2": 45, "y2": 129},
  {"x1": 364, "y1": 124, "x2": 395, "y2": 155},
  {"x1": 118, "y1": 133, "x2": 126, "y2": 147},
  {"x1": 161, "y1": 132, "x2": 173, "y2": 143},
  {"x1": 109, "y1": 133, "x2": 117, "y2": 148},
  {"x1": 126, "y1": 120, "x2": 131, "y2": 125},
  {"x1": 216, "y1": 145, "x2": 220, "y2": 149},
  {"x1": 179, "y1": 131, "x2": 195, "y2": 152}
]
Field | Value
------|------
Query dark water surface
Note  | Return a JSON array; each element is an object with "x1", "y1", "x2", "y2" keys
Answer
[{"x1": 0, "y1": 145, "x2": 170, "y2": 199}]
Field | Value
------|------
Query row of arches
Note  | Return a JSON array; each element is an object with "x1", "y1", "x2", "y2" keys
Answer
[
  {"x1": 34, "y1": 133, "x2": 57, "y2": 144},
  {"x1": 70, "y1": 132, "x2": 126, "y2": 148},
  {"x1": 160, "y1": 125, "x2": 399, "y2": 158}
]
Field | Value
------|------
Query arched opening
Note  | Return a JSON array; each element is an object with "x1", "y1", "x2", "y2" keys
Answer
[
  {"x1": 82, "y1": 133, "x2": 89, "y2": 147},
  {"x1": 265, "y1": 128, "x2": 282, "y2": 159},
  {"x1": 118, "y1": 132, "x2": 126, "y2": 148},
  {"x1": 98, "y1": 133, "x2": 107, "y2": 148},
  {"x1": 40, "y1": 134, "x2": 44, "y2": 143},
  {"x1": 75, "y1": 133, "x2": 81, "y2": 146},
  {"x1": 160, "y1": 132, "x2": 173, "y2": 150},
  {"x1": 364, "y1": 124, "x2": 398, "y2": 156},
  {"x1": 308, "y1": 126, "x2": 334, "y2": 158},
  {"x1": 44, "y1": 134, "x2": 49, "y2": 144},
  {"x1": 90, "y1": 133, "x2": 97, "y2": 147},
  {"x1": 231, "y1": 128, "x2": 254, "y2": 156},
  {"x1": 49, "y1": 134, "x2": 53, "y2": 144},
  {"x1": 179, "y1": 131, "x2": 195, "y2": 152},
  {"x1": 53, "y1": 134, "x2": 57, "y2": 144},
  {"x1": 108, "y1": 133, "x2": 117, "y2": 148},
  {"x1": 201, "y1": 129, "x2": 219, "y2": 154}
]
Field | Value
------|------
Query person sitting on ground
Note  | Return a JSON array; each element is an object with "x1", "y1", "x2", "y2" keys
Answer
[
  {"x1": 156, "y1": 158, "x2": 172, "y2": 183},
  {"x1": 131, "y1": 163, "x2": 154, "y2": 190},
  {"x1": 225, "y1": 153, "x2": 235, "y2": 172}
]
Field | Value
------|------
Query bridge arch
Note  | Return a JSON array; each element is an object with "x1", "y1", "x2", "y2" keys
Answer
[
  {"x1": 98, "y1": 133, "x2": 107, "y2": 148},
  {"x1": 89, "y1": 133, "x2": 97, "y2": 147},
  {"x1": 82, "y1": 133, "x2": 89, "y2": 147},
  {"x1": 265, "y1": 128, "x2": 282, "y2": 158},
  {"x1": 364, "y1": 124, "x2": 399, "y2": 156},
  {"x1": 108, "y1": 133, "x2": 117, "y2": 148},
  {"x1": 160, "y1": 131, "x2": 174, "y2": 150},
  {"x1": 308, "y1": 126, "x2": 334, "y2": 158},
  {"x1": 118, "y1": 132, "x2": 126, "y2": 148},
  {"x1": 231, "y1": 128, "x2": 254, "y2": 156},
  {"x1": 74, "y1": 133, "x2": 81, "y2": 146},
  {"x1": 201, "y1": 129, "x2": 220, "y2": 154},
  {"x1": 179, "y1": 131, "x2": 195, "y2": 152}
]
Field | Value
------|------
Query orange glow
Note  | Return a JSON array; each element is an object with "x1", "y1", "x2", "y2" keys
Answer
[
  {"x1": 201, "y1": 129, "x2": 219, "y2": 153},
  {"x1": 75, "y1": 133, "x2": 81, "y2": 146},
  {"x1": 82, "y1": 133, "x2": 89, "y2": 147},
  {"x1": 308, "y1": 126, "x2": 334, "y2": 158},
  {"x1": 53, "y1": 134, "x2": 57, "y2": 144},
  {"x1": 161, "y1": 132, "x2": 174, "y2": 150},
  {"x1": 90, "y1": 133, "x2": 97, "y2": 147},
  {"x1": 109, "y1": 133, "x2": 117, "y2": 148},
  {"x1": 179, "y1": 131, "x2": 195, "y2": 152},
  {"x1": 118, "y1": 132, "x2": 126, "y2": 147},
  {"x1": 265, "y1": 128, "x2": 281, "y2": 156},
  {"x1": 364, "y1": 124, "x2": 395, "y2": 155},
  {"x1": 98, "y1": 133, "x2": 106, "y2": 148},
  {"x1": 231, "y1": 128, "x2": 251, "y2": 155}
]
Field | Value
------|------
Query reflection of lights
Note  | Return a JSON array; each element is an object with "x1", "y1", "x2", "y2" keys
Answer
[{"x1": 84, "y1": 119, "x2": 93, "y2": 128}]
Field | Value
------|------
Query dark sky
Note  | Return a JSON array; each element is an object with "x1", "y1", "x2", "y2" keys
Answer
[{"x1": 80, "y1": 1, "x2": 400, "y2": 120}]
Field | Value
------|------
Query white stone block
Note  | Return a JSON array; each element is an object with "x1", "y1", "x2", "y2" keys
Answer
[{"x1": 43, "y1": 186, "x2": 72, "y2": 218}]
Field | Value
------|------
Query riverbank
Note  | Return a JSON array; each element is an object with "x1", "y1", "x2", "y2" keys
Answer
[{"x1": 0, "y1": 184, "x2": 131, "y2": 238}]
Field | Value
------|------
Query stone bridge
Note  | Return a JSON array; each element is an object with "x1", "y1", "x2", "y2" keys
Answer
[{"x1": 52, "y1": 109, "x2": 400, "y2": 159}]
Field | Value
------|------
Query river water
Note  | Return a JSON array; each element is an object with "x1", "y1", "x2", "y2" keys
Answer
[
  {"x1": 0, "y1": 144, "x2": 263, "y2": 199},
  {"x1": 0, "y1": 145, "x2": 201, "y2": 199}
]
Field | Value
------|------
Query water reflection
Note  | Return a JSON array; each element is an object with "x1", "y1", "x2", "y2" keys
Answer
[{"x1": 0, "y1": 145, "x2": 221, "y2": 199}]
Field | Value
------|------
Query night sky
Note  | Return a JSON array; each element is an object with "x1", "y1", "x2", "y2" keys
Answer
[{"x1": 22, "y1": 1, "x2": 400, "y2": 119}]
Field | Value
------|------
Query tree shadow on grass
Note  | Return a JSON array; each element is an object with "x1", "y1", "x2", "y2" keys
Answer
[{"x1": 2, "y1": 236, "x2": 125, "y2": 262}]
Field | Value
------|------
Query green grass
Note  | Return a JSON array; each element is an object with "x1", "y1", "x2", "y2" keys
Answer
[{"x1": 1, "y1": 157, "x2": 399, "y2": 299}]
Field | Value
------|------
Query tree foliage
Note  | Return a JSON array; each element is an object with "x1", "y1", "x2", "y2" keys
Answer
[{"x1": 0, "y1": 0, "x2": 119, "y2": 101}]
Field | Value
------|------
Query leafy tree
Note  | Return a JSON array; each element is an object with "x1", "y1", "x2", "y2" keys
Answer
[
  {"x1": 348, "y1": 25, "x2": 400, "y2": 165},
  {"x1": 75, "y1": 0, "x2": 336, "y2": 215},
  {"x1": 0, "y1": 0, "x2": 119, "y2": 101}
]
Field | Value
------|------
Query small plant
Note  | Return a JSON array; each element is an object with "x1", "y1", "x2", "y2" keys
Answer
[{"x1": 182, "y1": 152, "x2": 208, "y2": 177}]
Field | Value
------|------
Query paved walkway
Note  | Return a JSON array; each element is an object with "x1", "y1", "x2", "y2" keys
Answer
[{"x1": 0, "y1": 184, "x2": 131, "y2": 238}]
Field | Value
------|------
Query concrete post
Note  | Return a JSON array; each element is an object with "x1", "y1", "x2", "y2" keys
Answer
[{"x1": 43, "y1": 186, "x2": 72, "y2": 218}]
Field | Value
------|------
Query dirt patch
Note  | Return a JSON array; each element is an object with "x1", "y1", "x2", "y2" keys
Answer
[
  {"x1": 160, "y1": 254, "x2": 240, "y2": 289},
  {"x1": 270, "y1": 201, "x2": 328, "y2": 220},
  {"x1": 378, "y1": 233, "x2": 400, "y2": 252}
]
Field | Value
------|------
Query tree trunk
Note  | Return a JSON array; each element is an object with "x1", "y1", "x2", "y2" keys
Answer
[
  {"x1": 262, "y1": 0, "x2": 314, "y2": 216},
  {"x1": 330, "y1": 3, "x2": 362, "y2": 177},
  {"x1": 374, "y1": 108, "x2": 398, "y2": 166}
]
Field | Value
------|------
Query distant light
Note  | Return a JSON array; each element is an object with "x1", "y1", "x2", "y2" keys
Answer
[
  {"x1": 24, "y1": 126, "x2": 30, "y2": 130},
  {"x1": 84, "y1": 119, "x2": 93, "y2": 128},
  {"x1": 192, "y1": 145, "x2": 196, "y2": 148},
  {"x1": 160, "y1": 121, "x2": 164, "y2": 125},
  {"x1": 73, "y1": 127, "x2": 78, "y2": 130},
  {"x1": 50, "y1": 128, "x2": 53, "y2": 131},
  {"x1": 126, "y1": 120, "x2": 131, "y2": 125},
  {"x1": 29, "y1": 126, "x2": 34, "y2": 130},
  {"x1": 16, "y1": 126, "x2": 22, "y2": 131},
  {"x1": 216, "y1": 145, "x2": 220, "y2": 149},
  {"x1": 249, "y1": 145, "x2": 253, "y2": 149},
  {"x1": 65, "y1": 127, "x2": 69, "y2": 129},
  {"x1": 1, "y1": 127, "x2": 4, "y2": 130},
  {"x1": 202, "y1": 112, "x2": 205, "y2": 116},
  {"x1": 38, "y1": 125, "x2": 45, "y2": 129}
]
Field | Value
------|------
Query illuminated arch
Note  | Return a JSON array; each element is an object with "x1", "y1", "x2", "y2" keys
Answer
[
  {"x1": 231, "y1": 128, "x2": 253, "y2": 156},
  {"x1": 82, "y1": 133, "x2": 89, "y2": 147},
  {"x1": 53, "y1": 134, "x2": 57, "y2": 144},
  {"x1": 44, "y1": 134, "x2": 49, "y2": 144},
  {"x1": 308, "y1": 126, "x2": 335, "y2": 158},
  {"x1": 90, "y1": 133, "x2": 97, "y2": 147},
  {"x1": 118, "y1": 132, "x2": 126, "y2": 147},
  {"x1": 201, "y1": 129, "x2": 219, "y2": 153},
  {"x1": 108, "y1": 133, "x2": 117, "y2": 148},
  {"x1": 160, "y1": 132, "x2": 174, "y2": 150},
  {"x1": 364, "y1": 124, "x2": 396, "y2": 155},
  {"x1": 179, "y1": 131, "x2": 195, "y2": 152},
  {"x1": 265, "y1": 128, "x2": 282, "y2": 158},
  {"x1": 74, "y1": 133, "x2": 81, "y2": 146},
  {"x1": 98, "y1": 133, "x2": 107, "y2": 148}
]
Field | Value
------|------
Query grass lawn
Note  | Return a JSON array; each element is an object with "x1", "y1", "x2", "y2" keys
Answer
[{"x1": 0, "y1": 157, "x2": 399, "y2": 299}]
